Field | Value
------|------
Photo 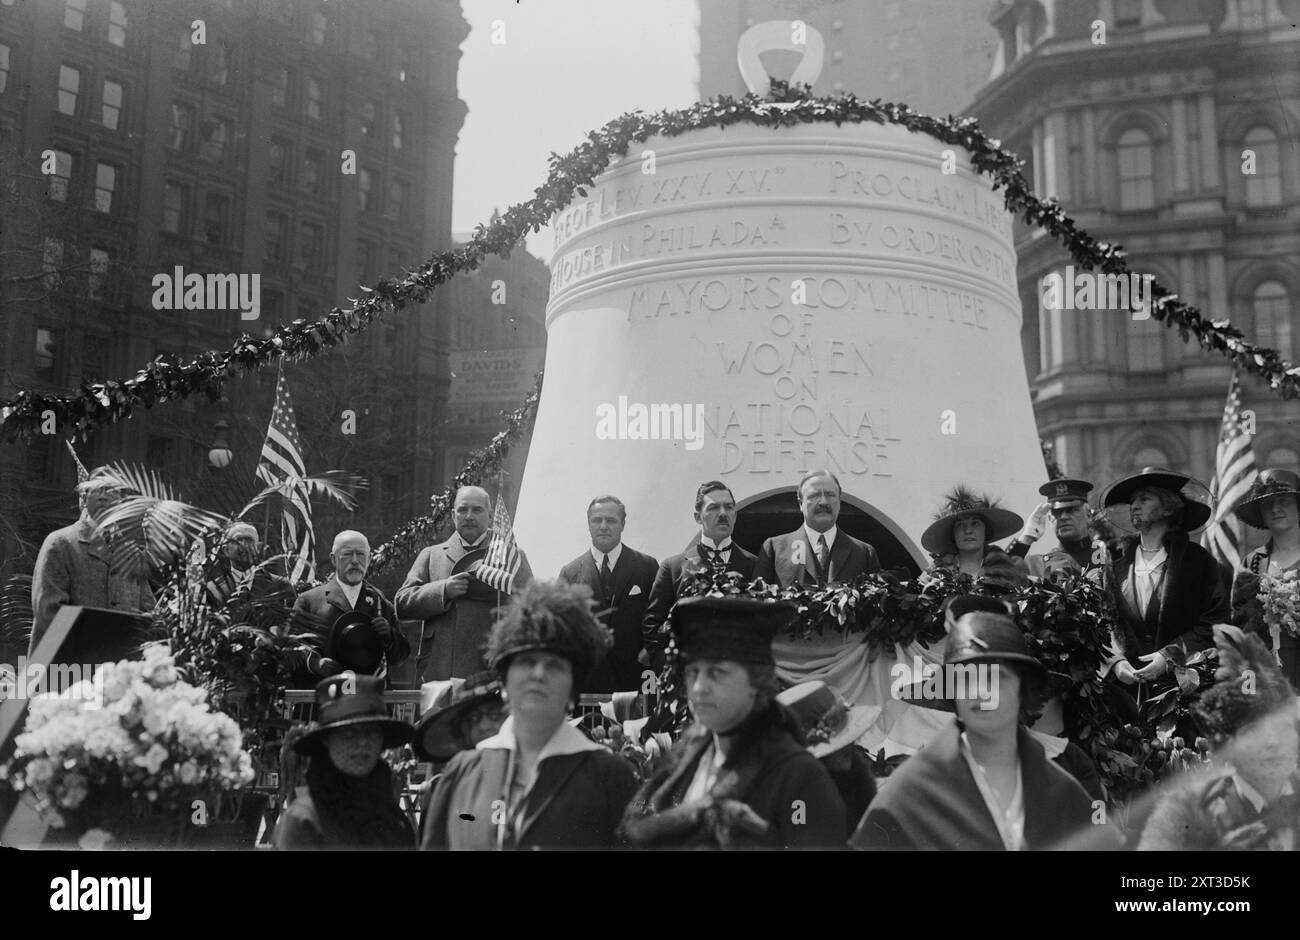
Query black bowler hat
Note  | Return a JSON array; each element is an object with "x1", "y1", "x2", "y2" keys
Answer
[
  {"x1": 1100, "y1": 466, "x2": 1213, "y2": 531},
  {"x1": 1038, "y1": 478, "x2": 1093, "y2": 510},
  {"x1": 1233, "y1": 469, "x2": 1300, "y2": 530},
  {"x1": 897, "y1": 612, "x2": 1047, "y2": 712},
  {"x1": 293, "y1": 673, "x2": 413, "y2": 754},
  {"x1": 327, "y1": 610, "x2": 384, "y2": 675},
  {"x1": 670, "y1": 595, "x2": 795, "y2": 666}
]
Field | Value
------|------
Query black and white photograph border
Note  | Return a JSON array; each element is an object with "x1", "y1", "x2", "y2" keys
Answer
[{"x1": 0, "y1": 0, "x2": 1298, "y2": 906}]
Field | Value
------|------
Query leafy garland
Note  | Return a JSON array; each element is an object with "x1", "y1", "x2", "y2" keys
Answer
[
  {"x1": 646, "y1": 566, "x2": 1219, "y2": 811},
  {"x1": 4, "y1": 80, "x2": 1298, "y2": 448}
]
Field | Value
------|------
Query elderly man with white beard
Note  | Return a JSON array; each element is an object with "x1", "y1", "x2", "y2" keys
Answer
[{"x1": 288, "y1": 530, "x2": 409, "y2": 688}]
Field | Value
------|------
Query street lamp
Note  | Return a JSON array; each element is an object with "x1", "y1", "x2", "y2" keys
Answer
[{"x1": 208, "y1": 420, "x2": 233, "y2": 470}]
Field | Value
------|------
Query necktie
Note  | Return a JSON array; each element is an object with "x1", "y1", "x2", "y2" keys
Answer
[
  {"x1": 599, "y1": 554, "x2": 613, "y2": 605},
  {"x1": 817, "y1": 534, "x2": 830, "y2": 582},
  {"x1": 699, "y1": 543, "x2": 727, "y2": 574}
]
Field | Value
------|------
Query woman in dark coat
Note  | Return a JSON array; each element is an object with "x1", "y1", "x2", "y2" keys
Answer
[
  {"x1": 420, "y1": 581, "x2": 637, "y2": 850},
  {"x1": 852, "y1": 611, "x2": 1099, "y2": 850},
  {"x1": 274, "y1": 673, "x2": 416, "y2": 850},
  {"x1": 621, "y1": 596, "x2": 846, "y2": 849},
  {"x1": 1139, "y1": 624, "x2": 1300, "y2": 850}
]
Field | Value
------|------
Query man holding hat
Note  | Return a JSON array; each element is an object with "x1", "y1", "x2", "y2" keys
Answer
[
  {"x1": 1100, "y1": 467, "x2": 1227, "y2": 686},
  {"x1": 288, "y1": 530, "x2": 409, "y2": 688},
  {"x1": 1009, "y1": 479, "x2": 1103, "y2": 579}
]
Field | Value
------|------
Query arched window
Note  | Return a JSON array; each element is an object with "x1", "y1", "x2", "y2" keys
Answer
[
  {"x1": 1117, "y1": 128, "x2": 1155, "y2": 209},
  {"x1": 1253, "y1": 280, "x2": 1292, "y2": 359},
  {"x1": 1127, "y1": 315, "x2": 1165, "y2": 372},
  {"x1": 1131, "y1": 446, "x2": 1171, "y2": 470},
  {"x1": 1243, "y1": 126, "x2": 1282, "y2": 207}
]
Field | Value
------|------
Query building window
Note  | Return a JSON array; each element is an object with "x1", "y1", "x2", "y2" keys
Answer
[
  {"x1": 1127, "y1": 316, "x2": 1164, "y2": 372},
  {"x1": 200, "y1": 116, "x2": 229, "y2": 162},
  {"x1": 263, "y1": 290, "x2": 284, "y2": 320},
  {"x1": 362, "y1": 30, "x2": 380, "y2": 59},
  {"x1": 298, "y1": 222, "x2": 323, "y2": 269},
  {"x1": 1129, "y1": 446, "x2": 1171, "y2": 470},
  {"x1": 1253, "y1": 281, "x2": 1292, "y2": 359},
  {"x1": 300, "y1": 149, "x2": 323, "y2": 194},
  {"x1": 386, "y1": 178, "x2": 409, "y2": 219},
  {"x1": 58, "y1": 65, "x2": 81, "y2": 116},
  {"x1": 162, "y1": 181, "x2": 189, "y2": 234},
  {"x1": 88, "y1": 247, "x2": 109, "y2": 299},
  {"x1": 35, "y1": 328, "x2": 61, "y2": 381},
  {"x1": 361, "y1": 100, "x2": 377, "y2": 137},
  {"x1": 395, "y1": 46, "x2": 411, "y2": 83},
  {"x1": 268, "y1": 138, "x2": 290, "y2": 184},
  {"x1": 271, "y1": 68, "x2": 289, "y2": 107},
  {"x1": 387, "y1": 247, "x2": 408, "y2": 274},
  {"x1": 81, "y1": 334, "x2": 107, "y2": 383},
  {"x1": 175, "y1": 30, "x2": 192, "y2": 70},
  {"x1": 64, "y1": 0, "x2": 86, "y2": 32},
  {"x1": 265, "y1": 212, "x2": 287, "y2": 262},
  {"x1": 391, "y1": 112, "x2": 405, "y2": 151},
  {"x1": 47, "y1": 149, "x2": 73, "y2": 202},
  {"x1": 101, "y1": 79, "x2": 123, "y2": 129},
  {"x1": 305, "y1": 77, "x2": 322, "y2": 119},
  {"x1": 146, "y1": 435, "x2": 174, "y2": 469},
  {"x1": 1117, "y1": 128, "x2": 1154, "y2": 209},
  {"x1": 93, "y1": 162, "x2": 117, "y2": 213},
  {"x1": 1243, "y1": 126, "x2": 1282, "y2": 207},
  {"x1": 108, "y1": 2, "x2": 128, "y2": 47},
  {"x1": 42, "y1": 238, "x2": 64, "y2": 290},
  {"x1": 0, "y1": 44, "x2": 11, "y2": 94},
  {"x1": 209, "y1": 43, "x2": 230, "y2": 86},
  {"x1": 297, "y1": 297, "x2": 318, "y2": 319},
  {"x1": 357, "y1": 239, "x2": 376, "y2": 282},
  {"x1": 203, "y1": 192, "x2": 229, "y2": 244},
  {"x1": 309, "y1": 11, "x2": 327, "y2": 45},
  {"x1": 168, "y1": 101, "x2": 195, "y2": 151},
  {"x1": 358, "y1": 168, "x2": 374, "y2": 212}
]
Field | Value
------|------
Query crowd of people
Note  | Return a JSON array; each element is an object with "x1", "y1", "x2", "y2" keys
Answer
[{"x1": 21, "y1": 461, "x2": 1300, "y2": 850}]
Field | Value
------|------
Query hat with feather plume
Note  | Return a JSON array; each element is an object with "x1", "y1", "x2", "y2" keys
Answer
[
  {"x1": 1194, "y1": 624, "x2": 1297, "y2": 746},
  {"x1": 921, "y1": 486, "x2": 1024, "y2": 555}
]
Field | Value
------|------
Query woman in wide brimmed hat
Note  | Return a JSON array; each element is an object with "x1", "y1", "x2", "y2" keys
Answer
[
  {"x1": 1139, "y1": 624, "x2": 1300, "y2": 850},
  {"x1": 777, "y1": 681, "x2": 879, "y2": 838},
  {"x1": 1099, "y1": 467, "x2": 1227, "y2": 689},
  {"x1": 620, "y1": 596, "x2": 847, "y2": 849},
  {"x1": 420, "y1": 581, "x2": 637, "y2": 850},
  {"x1": 1229, "y1": 469, "x2": 1300, "y2": 688},
  {"x1": 274, "y1": 673, "x2": 416, "y2": 850},
  {"x1": 851, "y1": 611, "x2": 1099, "y2": 850},
  {"x1": 920, "y1": 486, "x2": 1025, "y2": 580}
]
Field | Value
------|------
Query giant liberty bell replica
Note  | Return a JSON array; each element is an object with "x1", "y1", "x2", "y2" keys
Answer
[{"x1": 516, "y1": 24, "x2": 1043, "y2": 601}]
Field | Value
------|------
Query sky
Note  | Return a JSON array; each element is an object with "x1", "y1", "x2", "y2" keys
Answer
[{"x1": 452, "y1": 0, "x2": 702, "y2": 261}]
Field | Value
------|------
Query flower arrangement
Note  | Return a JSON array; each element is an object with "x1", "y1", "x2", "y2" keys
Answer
[
  {"x1": 1259, "y1": 569, "x2": 1300, "y2": 639},
  {"x1": 0, "y1": 644, "x2": 254, "y2": 837}
]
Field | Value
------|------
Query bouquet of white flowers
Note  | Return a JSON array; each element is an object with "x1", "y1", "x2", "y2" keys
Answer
[
  {"x1": 1260, "y1": 569, "x2": 1300, "y2": 640},
  {"x1": 0, "y1": 643, "x2": 254, "y2": 840}
]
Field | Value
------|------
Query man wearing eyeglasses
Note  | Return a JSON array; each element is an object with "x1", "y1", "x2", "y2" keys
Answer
[
  {"x1": 754, "y1": 469, "x2": 879, "y2": 588},
  {"x1": 203, "y1": 521, "x2": 292, "y2": 608},
  {"x1": 1008, "y1": 479, "x2": 1102, "y2": 579},
  {"x1": 289, "y1": 530, "x2": 409, "y2": 687}
]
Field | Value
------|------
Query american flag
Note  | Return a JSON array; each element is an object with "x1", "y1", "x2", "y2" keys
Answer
[
  {"x1": 477, "y1": 496, "x2": 521, "y2": 594},
  {"x1": 255, "y1": 368, "x2": 314, "y2": 581},
  {"x1": 1201, "y1": 372, "x2": 1258, "y2": 569}
]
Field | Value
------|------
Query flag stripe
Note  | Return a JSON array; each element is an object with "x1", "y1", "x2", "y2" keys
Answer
[
  {"x1": 1200, "y1": 372, "x2": 1257, "y2": 571},
  {"x1": 256, "y1": 369, "x2": 314, "y2": 581}
]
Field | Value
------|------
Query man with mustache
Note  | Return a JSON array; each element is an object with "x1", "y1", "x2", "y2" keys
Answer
[
  {"x1": 642, "y1": 481, "x2": 756, "y2": 672},
  {"x1": 397, "y1": 486, "x2": 534, "y2": 683},
  {"x1": 203, "y1": 521, "x2": 292, "y2": 609},
  {"x1": 1101, "y1": 468, "x2": 1227, "y2": 689},
  {"x1": 558, "y1": 495, "x2": 659, "y2": 693},
  {"x1": 288, "y1": 530, "x2": 409, "y2": 688},
  {"x1": 753, "y1": 469, "x2": 879, "y2": 588}
]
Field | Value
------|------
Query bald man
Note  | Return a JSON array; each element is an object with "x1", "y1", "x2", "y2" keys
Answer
[
  {"x1": 396, "y1": 486, "x2": 534, "y2": 682},
  {"x1": 202, "y1": 521, "x2": 291, "y2": 609},
  {"x1": 289, "y1": 530, "x2": 409, "y2": 688}
]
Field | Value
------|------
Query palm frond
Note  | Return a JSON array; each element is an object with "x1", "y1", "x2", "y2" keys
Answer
[
  {"x1": 97, "y1": 495, "x2": 230, "y2": 577},
  {"x1": 0, "y1": 574, "x2": 34, "y2": 647},
  {"x1": 241, "y1": 471, "x2": 368, "y2": 516},
  {"x1": 96, "y1": 461, "x2": 185, "y2": 503}
]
